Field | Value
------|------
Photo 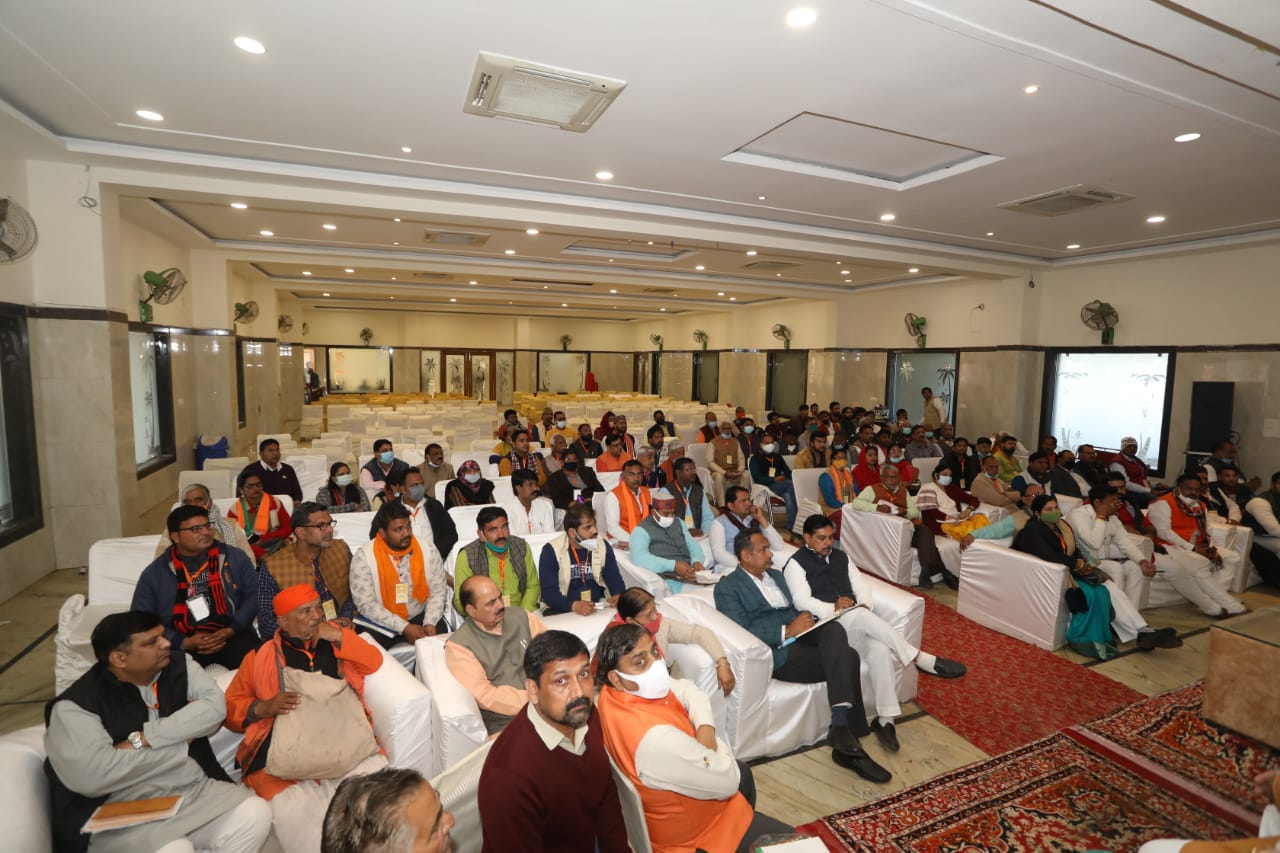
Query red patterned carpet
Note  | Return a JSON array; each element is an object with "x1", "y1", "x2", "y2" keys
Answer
[
  {"x1": 1073, "y1": 681, "x2": 1277, "y2": 824},
  {"x1": 799, "y1": 733, "x2": 1245, "y2": 852},
  {"x1": 914, "y1": 594, "x2": 1143, "y2": 755}
]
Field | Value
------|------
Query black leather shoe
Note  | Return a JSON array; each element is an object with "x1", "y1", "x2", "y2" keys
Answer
[
  {"x1": 1154, "y1": 632, "x2": 1183, "y2": 648},
  {"x1": 872, "y1": 720, "x2": 900, "y2": 752},
  {"x1": 918, "y1": 571, "x2": 934, "y2": 588},
  {"x1": 942, "y1": 570, "x2": 960, "y2": 590},
  {"x1": 828, "y1": 725, "x2": 858, "y2": 756},
  {"x1": 1136, "y1": 631, "x2": 1159, "y2": 651},
  {"x1": 832, "y1": 746, "x2": 892, "y2": 783},
  {"x1": 929, "y1": 658, "x2": 967, "y2": 678}
]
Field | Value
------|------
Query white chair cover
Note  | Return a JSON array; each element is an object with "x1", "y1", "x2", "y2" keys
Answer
[
  {"x1": 429, "y1": 741, "x2": 494, "y2": 853},
  {"x1": 839, "y1": 507, "x2": 914, "y2": 585},
  {"x1": 957, "y1": 541, "x2": 1069, "y2": 650},
  {"x1": 360, "y1": 634, "x2": 437, "y2": 777},
  {"x1": 88, "y1": 535, "x2": 162, "y2": 605},
  {"x1": 0, "y1": 726, "x2": 53, "y2": 853}
]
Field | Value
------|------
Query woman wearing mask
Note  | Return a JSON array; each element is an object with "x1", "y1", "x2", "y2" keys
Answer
[
  {"x1": 852, "y1": 446, "x2": 882, "y2": 493},
  {"x1": 228, "y1": 470, "x2": 292, "y2": 561},
  {"x1": 594, "y1": 410, "x2": 617, "y2": 441},
  {"x1": 543, "y1": 447, "x2": 605, "y2": 509},
  {"x1": 316, "y1": 462, "x2": 371, "y2": 513},
  {"x1": 749, "y1": 436, "x2": 796, "y2": 530},
  {"x1": 885, "y1": 442, "x2": 919, "y2": 489},
  {"x1": 611, "y1": 588, "x2": 735, "y2": 696},
  {"x1": 445, "y1": 459, "x2": 496, "y2": 508},
  {"x1": 916, "y1": 462, "x2": 989, "y2": 542},
  {"x1": 1012, "y1": 495, "x2": 1118, "y2": 660},
  {"x1": 818, "y1": 448, "x2": 858, "y2": 516}
]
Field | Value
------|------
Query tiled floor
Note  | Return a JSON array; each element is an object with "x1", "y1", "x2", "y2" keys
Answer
[{"x1": 3, "y1": 561, "x2": 1276, "y2": 829}]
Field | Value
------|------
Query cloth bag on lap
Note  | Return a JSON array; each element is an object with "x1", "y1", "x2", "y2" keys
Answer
[{"x1": 265, "y1": 659, "x2": 380, "y2": 780}]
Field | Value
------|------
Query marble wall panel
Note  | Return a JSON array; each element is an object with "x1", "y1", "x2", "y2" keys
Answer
[
  {"x1": 590, "y1": 353, "x2": 634, "y2": 393},
  {"x1": 718, "y1": 352, "x2": 767, "y2": 414},
  {"x1": 391, "y1": 347, "x2": 420, "y2": 394},
  {"x1": 659, "y1": 352, "x2": 693, "y2": 401},
  {"x1": 956, "y1": 351, "x2": 1043, "y2": 444}
]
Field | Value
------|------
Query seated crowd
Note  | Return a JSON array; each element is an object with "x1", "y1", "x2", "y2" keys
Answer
[{"x1": 43, "y1": 399, "x2": 1278, "y2": 852}]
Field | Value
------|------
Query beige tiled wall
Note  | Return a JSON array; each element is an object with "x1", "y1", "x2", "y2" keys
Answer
[{"x1": 1171, "y1": 351, "x2": 1280, "y2": 478}]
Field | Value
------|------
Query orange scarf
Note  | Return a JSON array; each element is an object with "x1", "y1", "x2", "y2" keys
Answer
[
  {"x1": 372, "y1": 535, "x2": 428, "y2": 620},
  {"x1": 613, "y1": 483, "x2": 652, "y2": 533},
  {"x1": 237, "y1": 493, "x2": 277, "y2": 536},
  {"x1": 827, "y1": 465, "x2": 855, "y2": 504}
]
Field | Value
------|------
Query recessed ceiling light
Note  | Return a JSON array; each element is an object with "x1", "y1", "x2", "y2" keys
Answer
[
  {"x1": 230, "y1": 202, "x2": 248, "y2": 210},
  {"x1": 504, "y1": 249, "x2": 516, "y2": 255},
  {"x1": 729, "y1": 297, "x2": 736, "y2": 301},
  {"x1": 302, "y1": 271, "x2": 311, "y2": 276},
  {"x1": 258, "y1": 229, "x2": 274, "y2": 237},
  {"x1": 609, "y1": 288, "x2": 618, "y2": 293},
  {"x1": 400, "y1": 146, "x2": 412, "y2": 153},
  {"x1": 595, "y1": 170, "x2": 614, "y2": 181},
  {"x1": 561, "y1": 303, "x2": 568, "y2": 308},
  {"x1": 234, "y1": 36, "x2": 266, "y2": 54},
  {"x1": 840, "y1": 269, "x2": 850, "y2": 275},
  {"x1": 508, "y1": 301, "x2": 513, "y2": 304},
  {"x1": 608, "y1": 259, "x2": 614, "y2": 263},
  {"x1": 717, "y1": 291, "x2": 725, "y2": 296},
  {"x1": 391, "y1": 277, "x2": 397, "y2": 281},
  {"x1": 389, "y1": 295, "x2": 395, "y2": 299},
  {"x1": 135, "y1": 109, "x2": 164, "y2": 121},
  {"x1": 695, "y1": 265, "x2": 706, "y2": 271},
  {"x1": 1024, "y1": 85, "x2": 1039, "y2": 94},
  {"x1": 879, "y1": 213, "x2": 896, "y2": 222},
  {"x1": 776, "y1": 273, "x2": 782, "y2": 277},
  {"x1": 1174, "y1": 132, "x2": 1200, "y2": 143},
  {"x1": 909, "y1": 267, "x2": 920, "y2": 273},
  {"x1": 543, "y1": 285, "x2": 549, "y2": 289},
  {"x1": 647, "y1": 241, "x2": 654, "y2": 245},
  {"x1": 786, "y1": 7, "x2": 818, "y2": 27},
  {"x1": 1066, "y1": 244, "x2": 1081, "y2": 250},
  {"x1": 1146, "y1": 215, "x2": 1166, "y2": 224},
  {"x1": 660, "y1": 308, "x2": 666, "y2": 312},
  {"x1": 746, "y1": 250, "x2": 758, "y2": 256},
  {"x1": 322, "y1": 223, "x2": 337, "y2": 230},
  {"x1": 757, "y1": 195, "x2": 767, "y2": 201},
  {"x1": 450, "y1": 298, "x2": 457, "y2": 303},
  {"x1": 344, "y1": 268, "x2": 355, "y2": 273},
  {"x1": 986, "y1": 231, "x2": 995, "y2": 236},
  {"x1": 393, "y1": 217, "x2": 401, "y2": 222},
  {"x1": 526, "y1": 227, "x2": 539, "y2": 235},
  {"x1": 393, "y1": 242, "x2": 399, "y2": 245},
  {"x1": 469, "y1": 280, "x2": 477, "y2": 285},
  {"x1": 843, "y1": 279, "x2": 851, "y2": 283},
  {"x1": 322, "y1": 292, "x2": 330, "y2": 297}
]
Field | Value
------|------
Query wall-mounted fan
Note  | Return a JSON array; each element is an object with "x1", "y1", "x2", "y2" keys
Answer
[
  {"x1": 904, "y1": 313, "x2": 927, "y2": 348},
  {"x1": 0, "y1": 197, "x2": 38, "y2": 264},
  {"x1": 277, "y1": 314, "x2": 294, "y2": 334},
  {"x1": 771, "y1": 323, "x2": 792, "y2": 350},
  {"x1": 649, "y1": 333, "x2": 663, "y2": 352},
  {"x1": 560, "y1": 334, "x2": 572, "y2": 351},
  {"x1": 138, "y1": 267, "x2": 188, "y2": 322},
  {"x1": 1080, "y1": 300, "x2": 1119, "y2": 345},
  {"x1": 692, "y1": 329, "x2": 709, "y2": 350},
  {"x1": 233, "y1": 301, "x2": 259, "y2": 325},
  {"x1": 360, "y1": 327, "x2": 374, "y2": 345}
]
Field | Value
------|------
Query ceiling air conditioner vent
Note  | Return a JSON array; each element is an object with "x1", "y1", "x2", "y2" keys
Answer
[
  {"x1": 463, "y1": 52, "x2": 627, "y2": 133},
  {"x1": 412, "y1": 272, "x2": 454, "y2": 281},
  {"x1": 998, "y1": 184, "x2": 1134, "y2": 217},
  {"x1": 511, "y1": 278, "x2": 594, "y2": 288},
  {"x1": 562, "y1": 241, "x2": 695, "y2": 262},
  {"x1": 744, "y1": 260, "x2": 801, "y2": 272},
  {"x1": 643, "y1": 287, "x2": 678, "y2": 295},
  {"x1": 422, "y1": 229, "x2": 490, "y2": 247}
]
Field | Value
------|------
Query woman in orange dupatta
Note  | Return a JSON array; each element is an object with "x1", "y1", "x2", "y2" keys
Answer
[
  {"x1": 818, "y1": 447, "x2": 859, "y2": 537},
  {"x1": 229, "y1": 470, "x2": 293, "y2": 561}
]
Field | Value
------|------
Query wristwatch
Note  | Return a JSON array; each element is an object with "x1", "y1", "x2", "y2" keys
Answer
[{"x1": 127, "y1": 731, "x2": 146, "y2": 750}]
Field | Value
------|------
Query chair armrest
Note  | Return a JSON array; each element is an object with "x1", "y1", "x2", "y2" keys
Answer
[
  {"x1": 957, "y1": 542, "x2": 1068, "y2": 650},
  {"x1": 614, "y1": 550, "x2": 670, "y2": 600},
  {"x1": 414, "y1": 636, "x2": 486, "y2": 776},
  {"x1": 360, "y1": 634, "x2": 436, "y2": 777},
  {"x1": 863, "y1": 576, "x2": 924, "y2": 649}
]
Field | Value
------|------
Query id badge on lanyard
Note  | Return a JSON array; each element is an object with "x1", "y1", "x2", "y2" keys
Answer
[{"x1": 187, "y1": 595, "x2": 211, "y2": 622}]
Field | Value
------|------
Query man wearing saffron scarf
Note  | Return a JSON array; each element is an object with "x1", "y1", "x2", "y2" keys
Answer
[
  {"x1": 604, "y1": 459, "x2": 652, "y2": 549},
  {"x1": 497, "y1": 429, "x2": 549, "y2": 485},
  {"x1": 225, "y1": 584, "x2": 385, "y2": 853},
  {"x1": 228, "y1": 469, "x2": 293, "y2": 561},
  {"x1": 852, "y1": 463, "x2": 949, "y2": 588},
  {"x1": 132, "y1": 504, "x2": 260, "y2": 669},
  {"x1": 349, "y1": 502, "x2": 448, "y2": 649}
]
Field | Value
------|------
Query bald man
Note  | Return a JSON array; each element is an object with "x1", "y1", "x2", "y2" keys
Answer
[{"x1": 444, "y1": 575, "x2": 549, "y2": 734}]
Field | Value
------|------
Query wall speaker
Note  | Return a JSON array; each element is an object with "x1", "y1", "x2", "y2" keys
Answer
[{"x1": 1188, "y1": 381, "x2": 1233, "y2": 453}]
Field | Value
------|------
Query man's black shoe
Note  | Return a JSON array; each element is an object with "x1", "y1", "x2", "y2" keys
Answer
[
  {"x1": 832, "y1": 746, "x2": 892, "y2": 783},
  {"x1": 828, "y1": 725, "x2": 858, "y2": 756},
  {"x1": 942, "y1": 570, "x2": 960, "y2": 590},
  {"x1": 929, "y1": 658, "x2": 967, "y2": 678},
  {"x1": 872, "y1": 720, "x2": 900, "y2": 752},
  {"x1": 1136, "y1": 631, "x2": 1159, "y2": 651}
]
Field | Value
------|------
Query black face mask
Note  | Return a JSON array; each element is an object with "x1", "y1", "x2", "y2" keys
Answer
[{"x1": 564, "y1": 461, "x2": 579, "y2": 472}]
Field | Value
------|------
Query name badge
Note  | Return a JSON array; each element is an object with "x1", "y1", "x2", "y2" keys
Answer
[
  {"x1": 322, "y1": 599, "x2": 337, "y2": 621},
  {"x1": 726, "y1": 455, "x2": 734, "y2": 466},
  {"x1": 768, "y1": 467, "x2": 776, "y2": 478},
  {"x1": 187, "y1": 595, "x2": 211, "y2": 623},
  {"x1": 580, "y1": 590, "x2": 593, "y2": 602},
  {"x1": 395, "y1": 583, "x2": 409, "y2": 604}
]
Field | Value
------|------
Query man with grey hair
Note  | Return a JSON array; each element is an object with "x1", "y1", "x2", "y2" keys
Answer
[
  {"x1": 322, "y1": 767, "x2": 454, "y2": 853},
  {"x1": 154, "y1": 483, "x2": 253, "y2": 560}
]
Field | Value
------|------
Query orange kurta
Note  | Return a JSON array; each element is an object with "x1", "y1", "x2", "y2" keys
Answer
[{"x1": 597, "y1": 686, "x2": 753, "y2": 853}]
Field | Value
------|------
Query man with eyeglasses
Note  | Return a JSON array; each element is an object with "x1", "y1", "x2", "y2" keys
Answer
[
  {"x1": 132, "y1": 504, "x2": 260, "y2": 669},
  {"x1": 258, "y1": 502, "x2": 357, "y2": 640},
  {"x1": 152, "y1": 483, "x2": 254, "y2": 561}
]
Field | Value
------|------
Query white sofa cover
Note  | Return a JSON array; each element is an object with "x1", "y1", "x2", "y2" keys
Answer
[{"x1": 957, "y1": 540, "x2": 1069, "y2": 650}]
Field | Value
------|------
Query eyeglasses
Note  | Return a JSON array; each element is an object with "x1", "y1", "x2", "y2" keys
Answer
[
  {"x1": 298, "y1": 520, "x2": 338, "y2": 529},
  {"x1": 178, "y1": 523, "x2": 212, "y2": 534}
]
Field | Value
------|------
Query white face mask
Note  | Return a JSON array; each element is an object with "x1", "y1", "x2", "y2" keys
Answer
[
  {"x1": 427, "y1": 459, "x2": 441, "y2": 468},
  {"x1": 577, "y1": 537, "x2": 598, "y2": 552},
  {"x1": 617, "y1": 659, "x2": 671, "y2": 700},
  {"x1": 654, "y1": 514, "x2": 675, "y2": 528},
  {"x1": 937, "y1": 475, "x2": 953, "y2": 486},
  {"x1": 760, "y1": 443, "x2": 777, "y2": 454},
  {"x1": 463, "y1": 472, "x2": 481, "y2": 484},
  {"x1": 556, "y1": 420, "x2": 567, "y2": 428}
]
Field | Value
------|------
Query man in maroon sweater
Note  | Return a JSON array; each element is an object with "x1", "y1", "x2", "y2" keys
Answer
[{"x1": 478, "y1": 631, "x2": 629, "y2": 853}]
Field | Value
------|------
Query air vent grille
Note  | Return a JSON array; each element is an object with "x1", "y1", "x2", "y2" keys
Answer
[
  {"x1": 562, "y1": 242, "x2": 695, "y2": 262},
  {"x1": 744, "y1": 260, "x2": 801, "y2": 272},
  {"x1": 412, "y1": 272, "x2": 454, "y2": 281},
  {"x1": 998, "y1": 184, "x2": 1134, "y2": 217},
  {"x1": 422, "y1": 229, "x2": 490, "y2": 246},
  {"x1": 511, "y1": 278, "x2": 594, "y2": 288}
]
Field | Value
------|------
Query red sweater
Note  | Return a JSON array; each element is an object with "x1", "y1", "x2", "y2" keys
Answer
[{"x1": 478, "y1": 705, "x2": 629, "y2": 853}]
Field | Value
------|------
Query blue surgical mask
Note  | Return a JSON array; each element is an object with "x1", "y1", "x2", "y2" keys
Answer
[
  {"x1": 484, "y1": 539, "x2": 509, "y2": 554},
  {"x1": 743, "y1": 425, "x2": 755, "y2": 434},
  {"x1": 925, "y1": 432, "x2": 935, "y2": 439},
  {"x1": 379, "y1": 450, "x2": 395, "y2": 465},
  {"x1": 334, "y1": 474, "x2": 353, "y2": 488},
  {"x1": 937, "y1": 475, "x2": 953, "y2": 486},
  {"x1": 407, "y1": 485, "x2": 426, "y2": 501},
  {"x1": 707, "y1": 420, "x2": 719, "y2": 430},
  {"x1": 890, "y1": 454, "x2": 905, "y2": 463}
]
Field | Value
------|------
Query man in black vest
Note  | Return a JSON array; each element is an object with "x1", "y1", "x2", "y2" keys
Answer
[
  {"x1": 670, "y1": 457, "x2": 714, "y2": 537},
  {"x1": 782, "y1": 515, "x2": 966, "y2": 753},
  {"x1": 44, "y1": 611, "x2": 271, "y2": 853}
]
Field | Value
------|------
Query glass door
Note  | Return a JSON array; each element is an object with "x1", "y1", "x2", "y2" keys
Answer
[
  {"x1": 693, "y1": 352, "x2": 720, "y2": 404},
  {"x1": 442, "y1": 350, "x2": 495, "y2": 399},
  {"x1": 888, "y1": 351, "x2": 958, "y2": 425},
  {"x1": 767, "y1": 351, "x2": 808, "y2": 414}
]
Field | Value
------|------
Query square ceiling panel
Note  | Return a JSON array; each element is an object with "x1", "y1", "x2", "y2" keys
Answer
[{"x1": 723, "y1": 112, "x2": 1002, "y2": 191}]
